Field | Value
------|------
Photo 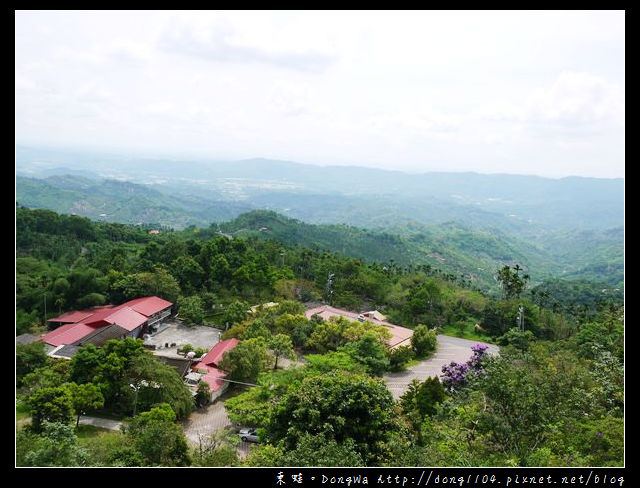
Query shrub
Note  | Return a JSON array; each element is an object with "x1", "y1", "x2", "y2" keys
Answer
[
  {"x1": 388, "y1": 345, "x2": 414, "y2": 372},
  {"x1": 411, "y1": 325, "x2": 437, "y2": 357}
]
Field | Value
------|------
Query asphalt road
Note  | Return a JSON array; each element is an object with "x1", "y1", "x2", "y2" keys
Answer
[{"x1": 383, "y1": 334, "x2": 499, "y2": 399}]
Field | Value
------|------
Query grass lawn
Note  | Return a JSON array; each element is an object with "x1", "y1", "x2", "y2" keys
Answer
[
  {"x1": 76, "y1": 424, "x2": 111, "y2": 439},
  {"x1": 203, "y1": 311, "x2": 225, "y2": 327},
  {"x1": 404, "y1": 349, "x2": 435, "y2": 368},
  {"x1": 441, "y1": 323, "x2": 496, "y2": 344},
  {"x1": 16, "y1": 401, "x2": 31, "y2": 429},
  {"x1": 219, "y1": 385, "x2": 251, "y2": 402},
  {"x1": 76, "y1": 425, "x2": 126, "y2": 465},
  {"x1": 16, "y1": 401, "x2": 30, "y2": 421}
]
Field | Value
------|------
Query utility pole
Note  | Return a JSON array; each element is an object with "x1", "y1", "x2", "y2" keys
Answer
[
  {"x1": 325, "y1": 273, "x2": 335, "y2": 306},
  {"x1": 130, "y1": 383, "x2": 140, "y2": 417},
  {"x1": 43, "y1": 291, "x2": 47, "y2": 325},
  {"x1": 517, "y1": 305, "x2": 524, "y2": 331}
]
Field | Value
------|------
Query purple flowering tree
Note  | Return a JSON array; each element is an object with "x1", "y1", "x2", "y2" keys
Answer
[
  {"x1": 441, "y1": 343, "x2": 489, "y2": 392},
  {"x1": 468, "y1": 344, "x2": 489, "y2": 370}
]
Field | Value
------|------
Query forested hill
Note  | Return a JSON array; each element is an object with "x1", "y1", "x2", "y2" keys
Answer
[
  {"x1": 16, "y1": 175, "x2": 251, "y2": 228},
  {"x1": 211, "y1": 210, "x2": 412, "y2": 265},
  {"x1": 205, "y1": 210, "x2": 551, "y2": 289},
  {"x1": 202, "y1": 210, "x2": 623, "y2": 290},
  {"x1": 16, "y1": 206, "x2": 621, "y2": 339},
  {"x1": 16, "y1": 171, "x2": 623, "y2": 289},
  {"x1": 15, "y1": 202, "x2": 624, "y2": 469}
]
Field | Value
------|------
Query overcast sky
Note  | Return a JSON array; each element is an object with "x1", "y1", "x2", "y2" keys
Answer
[{"x1": 15, "y1": 10, "x2": 625, "y2": 178}]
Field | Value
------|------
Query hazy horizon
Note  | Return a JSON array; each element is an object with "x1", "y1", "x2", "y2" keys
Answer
[
  {"x1": 15, "y1": 142, "x2": 624, "y2": 181},
  {"x1": 16, "y1": 11, "x2": 625, "y2": 178}
]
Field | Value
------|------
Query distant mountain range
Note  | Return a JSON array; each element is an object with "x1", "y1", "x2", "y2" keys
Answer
[
  {"x1": 15, "y1": 145, "x2": 623, "y2": 289},
  {"x1": 16, "y1": 145, "x2": 623, "y2": 232}
]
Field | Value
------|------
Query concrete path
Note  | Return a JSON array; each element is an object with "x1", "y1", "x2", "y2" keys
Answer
[
  {"x1": 78, "y1": 415, "x2": 123, "y2": 431},
  {"x1": 181, "y1": 400, "x2": 252, "y2": 458},
  {"x1": 182, "y1": 401, "x2": 232, "y2": 445},
  {"x1": 384, "y1": 335, "x2": 499, "y2": 399}
]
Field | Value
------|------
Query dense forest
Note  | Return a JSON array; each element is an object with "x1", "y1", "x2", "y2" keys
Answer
[
  {"x1": 16, "y1": 207, "x2": 623, "y2": 466},
  {"x1": 17, "y1": 170, "x2": 624, "y2": 291}
]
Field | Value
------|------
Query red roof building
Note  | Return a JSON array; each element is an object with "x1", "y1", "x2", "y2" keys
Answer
[
  {"x1": 97, "y1": 307, "x2": 148, "y2": 331},
  {"x1": 305, "y1": 305, "x2": 414, "y2": 349},
  {"x1": 124, "y1": 296, "x2": 173, "y2": 318},
  {"x1": 197, "y1": 338, "x2": 240, "y2": 369},
  {"x1": 42, "y1": 296, "x2": 173, "y2": 348},
  {"x1": 197, "y1": 366, "x2": 229, "y2": 392},
  {"x1": 191, "y1": 339, "x2": 240, "y2": 393},
  {"x1": 47, "y1": 309, "x2": 103, "y2": 325}
]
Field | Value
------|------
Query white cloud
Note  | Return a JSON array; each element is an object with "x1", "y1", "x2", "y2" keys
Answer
[
  {"x1": 523, "y1": 71, "x2": 624, "y2": 129},
  {"x1": 158, "y1": 17, "x2": 335, "y2": 73},
  {"x1": 15, "y1": 10, "x2": 625, "y2": 178}
]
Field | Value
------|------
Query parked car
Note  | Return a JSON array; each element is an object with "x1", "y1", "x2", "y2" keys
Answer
[{"x1": 239, "y1": 428, "x2": 259, "y2": 443}]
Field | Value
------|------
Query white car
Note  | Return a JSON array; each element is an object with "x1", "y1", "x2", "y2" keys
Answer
[{"x1": 239, "y1": 428, "x2": 259, "y2": 443}]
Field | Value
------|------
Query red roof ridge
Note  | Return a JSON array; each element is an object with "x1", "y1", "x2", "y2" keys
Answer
[
  {"x1": 47, "y1": 296, "x2": 173, "y2": 328},
  {"x1": 198, "y1": 338, "x2": 240, "y2": 368}
]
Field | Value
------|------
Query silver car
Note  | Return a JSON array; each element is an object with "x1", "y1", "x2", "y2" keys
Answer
[{"x1": 239, "y1": 428, "x2": 259, "y2": 443}]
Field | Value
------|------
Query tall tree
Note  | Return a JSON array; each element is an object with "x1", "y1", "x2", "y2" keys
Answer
[
  {"x1": 16, "y1": 342, "x2": 48, "y2": 385},
  {"x1": 269, "y1": 371, "x2": 397, "y2": 463},
  {"x1": 339, "y1": 332, "x2": 390, "y2": 376},
  {"x1": 496, "y1": 265, "x2": 530, "y2": 300},
  {"x1": 126, "y1": 403, "x2": 190, "y2": 466},
  {"x1": 269, "y1": 333, "x2": 295, "y2": 370},
  {"x1": 66, "y1": 382, "x2": 105, "y2": 427},
  {"x1": 17, "y1": 422, "x2": 88, "y2": 467},
  {"x1": 27, "y1": 386, "x2": 74, "y2": 432},
  {"x1": 219, "y1": 338, "x2": 270, "y2": 383},
  {"x1": 177, "y1": 295, "x2": 205, "y2": 325}
]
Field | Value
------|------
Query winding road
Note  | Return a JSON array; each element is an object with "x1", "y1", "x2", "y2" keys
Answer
[{"x1": 384, "y1": 335, "x2": 499, "y2": 399}]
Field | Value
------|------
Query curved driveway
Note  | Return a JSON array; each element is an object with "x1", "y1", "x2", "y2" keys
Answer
[{"x1": 384, "y1": 335, "x2": 499, "y2": 399}]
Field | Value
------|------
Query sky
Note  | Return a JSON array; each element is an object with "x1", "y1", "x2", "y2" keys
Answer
[{"x1": 15, "y1": 10, "x2": 625, "y2": 178}]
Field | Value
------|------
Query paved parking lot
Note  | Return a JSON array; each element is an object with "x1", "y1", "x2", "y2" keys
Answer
[
  {"x1": 145, "y1": 320, "x2": 222, "y2": 354},
  {"x1": 384, "y1": 335, "x2": 499, "y2": 399}
]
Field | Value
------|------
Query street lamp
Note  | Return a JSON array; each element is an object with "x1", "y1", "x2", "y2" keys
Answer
[
  {"x1": 129, "y1": 383, "x2": 140, "y2": 417},
  {"x1": 326, "y1": 273, "x2": 335, "y2": 305},
  {"x1": 130, "y1": 380, "x2": 161, "y2": 417}
]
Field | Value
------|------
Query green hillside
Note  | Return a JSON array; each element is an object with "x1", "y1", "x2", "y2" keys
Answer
[
  {"x1": 16, "y1": 175, "x2": 251, "y2": 229},
  {"x1": 16, "y1": 176, "x2": 623, "y2": 291},
  {"x1": 205, "y1": 210, "x2": 621, "y2": 291}
]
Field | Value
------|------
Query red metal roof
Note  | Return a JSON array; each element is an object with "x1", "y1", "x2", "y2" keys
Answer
[
  {"x1": 100, "y1": 306, "x2": 147, "y2": 331},
  {"x1": 43, "y1": 297, "x2": 173, "y2": 346},
  {"x1": 198, "y1": 338, "x2": 240, "y2": 368},
  {"x1": 51, "y1": 297, "x2": 171, "y2": 327},
  {"x1": 42, "y1": 323, "x2": 98, "y2": 347},
  {"x1": 48, "y1": 310, "x2": 100, "y2": 324},
  {"x1": 194, "y1": 365, "x2": 228, "y2": 392},
  {"x1": 80, "y1": 305, "x2": 123, "y2": 326},
  {"x1": 41, "y1": 323, "x2": 76, "y2": 342},
  {"x1": 125, "y1": 296, "x2": 173, "y2": 317}
]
